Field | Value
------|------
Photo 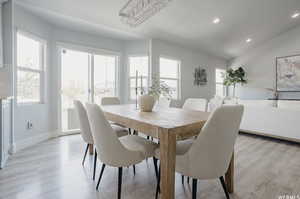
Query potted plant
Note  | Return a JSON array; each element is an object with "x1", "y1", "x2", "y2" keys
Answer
[
  {"x1": 223, "y1": 67, "x2": 247, "y2": 98},
  {"x1": 139, "y1": 75, "x2": 173, "y2": 112}
]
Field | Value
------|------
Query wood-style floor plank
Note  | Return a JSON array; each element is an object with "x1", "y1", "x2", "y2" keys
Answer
[{"x1": 1, "y1": 134, "x2": 300, "y2": 199}]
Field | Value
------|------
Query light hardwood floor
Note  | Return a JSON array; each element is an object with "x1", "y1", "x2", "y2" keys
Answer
[{"x1": 0, "y1": 134, "x2": 300, "y2": 199}]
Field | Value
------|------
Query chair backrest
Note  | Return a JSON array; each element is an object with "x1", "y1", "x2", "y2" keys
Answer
[
  {"x1": 101, "y1": 97, "x2": 121, "y2": 105},
  {"x1": 73, "y1": 100, "x2": 94, "y2": 144},
  {"x1": 208, "y1": 96, "x2": 224, "y2": 112},
  {"x1": 185, "y1": 105, "x2": 244, "y2": 179},
  {"x1": 182, "y1": 98, "x2": 208, "y2": 112},
  {"x1": 85, "y1": 103, "x2": 140, "y2": 167}
]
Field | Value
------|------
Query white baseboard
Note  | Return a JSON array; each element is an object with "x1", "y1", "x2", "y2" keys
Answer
[
  {"x1": 240, "y1": 129, "x2": 300, "y2": 143},
  {"x1": 11, "y1": 130, "x2": 80, "y2": 154},
  {"x1": 9, "y1": 143, "x2": 16, "y2": 154},
  {"x1": 14, "y1": 131, "x2": 56, "y2": 153},
  {"x1": 0, "y1": 153, "x2": 9, "y2": 169},
  {"x1": 60, "y1": 130, "x2": 80, "y2": 136}
]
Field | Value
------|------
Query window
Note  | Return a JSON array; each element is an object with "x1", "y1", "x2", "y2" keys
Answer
[
  {"x1": 159, "y1": 57, "x2": 181, "y2": 99},
  {"x1": 128, "y1": 56, "x2": 149, "y2": 100},
  {"x1": 60, "y1": 48, "x2": 118, "y2": 131},
  {"x1": 93, "y1": 54, "x2": 117, "y2": 102},
  {"x1": 17, "y1": 32, "x2": 45, "y2": 103},
  {"x1": 216, "y1": 68, "x2": 226, "y2": 97}
]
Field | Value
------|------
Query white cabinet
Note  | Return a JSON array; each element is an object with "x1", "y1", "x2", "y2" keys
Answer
[{"x1": 0, "y1": 99, "x2": 11, "y2": 168}]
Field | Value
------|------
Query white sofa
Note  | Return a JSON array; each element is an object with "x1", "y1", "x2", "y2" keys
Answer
[{"x1": 218, "y1": 99, "x2": 300, "y2": 143}]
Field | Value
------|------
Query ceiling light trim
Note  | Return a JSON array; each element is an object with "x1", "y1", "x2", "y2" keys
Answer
[
  {"x1": 291, "y1": 12, "x2": 300, "y2": 19},
  {"x1": 213, "y1": 17, "x2": 220, "y2": 24},
  {"x1": 119, "y1": 0, "x2": 173, "y2": 27}
]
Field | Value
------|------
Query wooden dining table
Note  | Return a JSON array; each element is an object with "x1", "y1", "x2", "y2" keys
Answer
[{"x1": 101, "y1": 104, "x2": 235, "y2": 199}]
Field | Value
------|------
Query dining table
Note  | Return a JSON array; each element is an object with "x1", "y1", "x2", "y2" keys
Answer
[{"x1": 101, "y1": 104, "x2": 235, "y2": 199}]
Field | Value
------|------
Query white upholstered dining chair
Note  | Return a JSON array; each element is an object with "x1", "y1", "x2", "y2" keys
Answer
[
  {"x1": 100, "y1": 97, "x2": 136, "y2": 134},
  {"x1": 155, "y1": 105, "x2": 244, "y2": 199},
  {"x1": 101, "y1": 97, "x2": 121, "y2": 105},
  {"x1": 181, "y1": 98, "x2": 209, "y2": 182},
  {"x1": 74, "y1": 100, "x2": 128, "y2": 180},
  {"x1": 208, "y1": 96, "x2": 224, "y2": 112},
  {"x1": 85, "y1": 103, "x2": 159, "y2": 199},
  {"x1": 183, "y1": 98, "x2": 208, "y2": 112}
]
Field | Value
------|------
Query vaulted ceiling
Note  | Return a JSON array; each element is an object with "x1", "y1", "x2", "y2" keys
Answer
[{"x1": 16, "y1": 0, "x2": 300, "y2": 59}]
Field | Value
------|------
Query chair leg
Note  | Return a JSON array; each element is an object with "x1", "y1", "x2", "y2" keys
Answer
[
  {"x1": 93, "y1": 149, "x2": 97, "y2": 180},
  {"x1": 192, "y1": 178, "x2": 198, "y2": 199},
  {"x1": 182, "y1": 175, "x2": 184, "y2": 184},
  {"x1": 155, "y1": 166, "x2": 161, "y2": 199},
  {"x1": 219, "y1": 176, "x2": 230, "y2": 199},
  {"x1": 96, "y1": 164, "x2": 106, "y2": 190},
  {"x1": 82, "y1": 143, "x2": 89, "y2": 166},
  {"x1": 128, "y1": 128, "x2": 131, "y2": 135},
  {"x1": 118, "y1": 167, "x2": 123, "y2": 199},
  {"x1": 153, "y1": 157, "x2": 158, "y2": 180},
  {"x1": 187, "y1": 176, "x2": 190, "y2": 183},
  {"x1": 133, "y1": 165, "x2": 136, "y2": 176}
]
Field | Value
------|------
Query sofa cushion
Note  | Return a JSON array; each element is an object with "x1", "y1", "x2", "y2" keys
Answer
[
  {"x1": 240, "y1": 106, "x2": 300, "y2": 141},
  {"x1": 223, "y1": 99, "x2": 238, "y2": 105},
  {"x1": 277, "y1": 100, "x2": 300, "y2": 111},
  {"x1": 238, "y1": 100, "x2": 276, "y2": 107}
]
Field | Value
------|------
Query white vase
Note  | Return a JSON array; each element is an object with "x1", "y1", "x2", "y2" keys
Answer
[{"x1": 138, "y1": 95, "x2": 156, "y2": 112}]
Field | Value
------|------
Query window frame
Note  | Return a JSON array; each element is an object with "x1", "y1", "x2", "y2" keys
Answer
[
  {"x1": 159, "y1": 56, "x2": 181, "y2": 100},
  {"x1": 127, "y1": 55, "x2": 149, "y2": 101},
  {"x1": 58, "y1": 42, "x2": 121, "y2": 103},
  {"x1": 16, "y1": 30, "x2": 46, "y2": 105},
  {"x1": 215, "y1": 68, "x2": 227, "y2": 97},
  {"x1": 92, "y1": 52, "x2": 120, "y2": 102}
]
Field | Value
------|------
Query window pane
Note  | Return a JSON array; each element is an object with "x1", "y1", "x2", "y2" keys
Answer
[
  {"x1": 17, "y1": 70, "x2": 40, "y2": 103},
  {"x1": 130, "y1": 77, "x2": 148, "y2": 100},
  {"x1": 17, "y1": 33, "x2": 41, "y2": 70},
  {"x1": 94, "y1": 54, "x2": 117, "y2": 102},
  {"x1": 129, "y1": 56, "x2": 149, "y2": 100},
  {"x1": 61, "y1": 49, "x2": 89, "y2": 131},
  {"x1": 129, "y1": 56, "x2": 148, "y2": 77},
  {"x1": 130, "y1": 77, "x2": 148, "y2": 88},
  {"x1": 161, "y1": 79, "x2": 178, "y2": 99},
  {"x1": 216, "y1": 84, "x2": 225, "y2": 97},
  {"x1": 160, "y1": 57, "x2": 179, "y2": 78},
  {"x1": 130, "y1": 88, "x2": 137, "y2": 100},
  {"x1": 216, "y1": 68, "x2": 225, "y2": 83}
]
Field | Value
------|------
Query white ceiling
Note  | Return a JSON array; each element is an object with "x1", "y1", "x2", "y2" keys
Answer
[{"x1": 16, "y1": 0, "x2": 300, "y2": 59}]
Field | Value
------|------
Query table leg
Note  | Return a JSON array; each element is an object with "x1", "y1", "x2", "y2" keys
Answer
[
  {"x1": 225, "y1": 152, "x2": 234, "y2": 193},
  {"x1": 159, "y1": 130, "x2": 176, "y2": 199},
  {"x1": 89, "y1": 144, "x2": 94, "y2": 155}
]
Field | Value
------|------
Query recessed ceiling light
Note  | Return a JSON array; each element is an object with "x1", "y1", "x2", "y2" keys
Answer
[
  {"x1": 213, "y1": 18, "x2": 220, "y2": 24},
  {"x1": 291, "y1": 12, "x2": 300, "y2": 19},
  {"x1": 246, "y1": 38, "x2": 252, "y2": 43}
]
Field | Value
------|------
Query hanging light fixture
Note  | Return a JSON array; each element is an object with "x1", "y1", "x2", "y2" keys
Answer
[{"x1": 119, "y1": 0, "x2": 173, "y2": 27}]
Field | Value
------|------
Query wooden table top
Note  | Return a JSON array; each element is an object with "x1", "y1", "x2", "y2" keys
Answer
[{"x1": 102, "y1": 104, "x2": 210, "y2": 139}]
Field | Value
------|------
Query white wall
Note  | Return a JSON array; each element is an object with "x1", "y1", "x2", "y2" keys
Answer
[
  {"x1": 13, "y1": 5, "x2": 53, "y2": 145},
  {"x1": 230, "y1": 25, "x2": 300, "y2": 100},
  {"x1": 150, "y1": 39, "x2": 227, "y2": 107},
  {"x1": 13, "y1": 5, "x2": 126, "y2": 147}
]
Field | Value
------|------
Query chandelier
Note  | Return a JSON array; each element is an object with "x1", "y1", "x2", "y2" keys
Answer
[{"x1": 119, "y1": 0, "x2": 173, "y2": 27}]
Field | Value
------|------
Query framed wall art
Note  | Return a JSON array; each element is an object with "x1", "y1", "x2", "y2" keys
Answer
[{"x1": 276, "y1": 54, "x2": 300, "y2": 92}]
